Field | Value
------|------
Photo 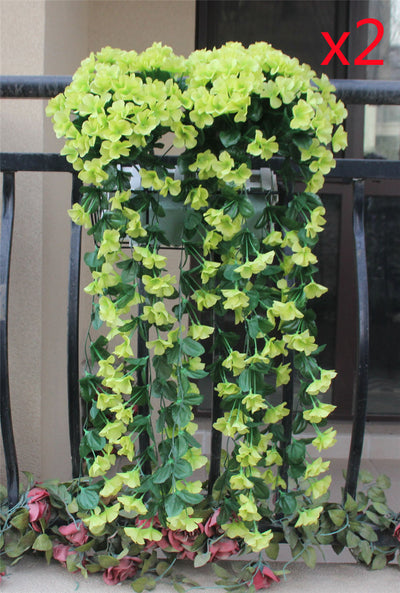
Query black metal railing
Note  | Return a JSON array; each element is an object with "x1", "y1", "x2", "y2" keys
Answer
[{"x1": 1, "y1": 76, "x2": 400, "y2": 512}]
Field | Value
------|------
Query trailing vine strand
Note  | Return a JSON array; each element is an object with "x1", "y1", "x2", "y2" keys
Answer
[{"x1": 1, "y1": 42, "x2": 398, "y2": 591}]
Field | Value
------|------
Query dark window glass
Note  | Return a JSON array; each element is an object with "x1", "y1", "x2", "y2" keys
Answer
[
  {"x1": 197, "y1": 0, "x2": 349, "y2": 78},
  {"x1": 366, "y1": 195, "x2": 400, "y2": 415}
]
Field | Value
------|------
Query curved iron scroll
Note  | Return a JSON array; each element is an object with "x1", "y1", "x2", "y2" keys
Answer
[
  {"x1": 344, "y1": 180, "x2": 369, "y2": 500},
  {"x1": 0, "y1": 172, "x2": 19, "y2": 507}
]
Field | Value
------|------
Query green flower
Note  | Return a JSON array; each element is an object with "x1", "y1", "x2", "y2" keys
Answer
[
  {"x1": 238, "y1": 493, "x2": 261, "y2": 521},
  {"x1": 140, "y1": 301, "x2": 175, "y2": 326},
  {"x1": 222, "y1": 350, "x2": 247, "y2": 376},
  {"x1": 290, "y1": 99, "x2": 314, "y2": 131},
  {"x1": 221, "y1": 289, "x2": 249, "y2": 311},
  {"x1": 311, "y1": 427, "x2": 337, "y2": 451},
  {"x1": 142, "y1": 274, "x2": 176, "y2": 297},
  {"x1": 270, "y1": 300, "x2": 304, "y2": 321},
  {"x1": 263, "y1": 403, "x2": 290, "y2": 424},
  {"x1": 332, "y1": 125, "x2": 348, "y2": 152},
  {"x1": 247, "y1": 130, "x2": 279, "y2": 161},
  {"x1": 303, "y1": 403, "x2": 336, "y2": 423},
  {"x1": 295, "y1": 505, "x2": 323, "y2": 527},
  {"x1": 304, "y1": 281, "x2": 328, "y2": 299},
  {"x1": 236, "y1": 441, "x2": 262, "y2": 467},
  {"x1": 191, "y1": 289, "x2": 221, "y2": 311},
  {"x1": 200, "y1": 260, "x2": 221, "y2": 283},
  {"x1": 68, "y1": 203, "x2": 92, "y2": 229},
  {"x1": 306, "y1": 369, "x2": 337, "y2": 395},
  {"x1": 283, "y1": 330, "x2": 318, "y2": 356},
  {"x1": 184, "y1": 186, "x2": 209, "y2": 210},
  {"x1": 242, "y1": 392, "x2": 267, "y2": 413},
  {"x1": 305, "y1": 475, "x2": 332, "y2": 500},
  {"x1": 188, "y1": 324, "x2": 214, "y2": 340}
]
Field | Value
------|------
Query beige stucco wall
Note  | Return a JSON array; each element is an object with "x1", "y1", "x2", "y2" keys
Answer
[{"x1": 1, "y1": 0, "x2": 196, "y2": 486}]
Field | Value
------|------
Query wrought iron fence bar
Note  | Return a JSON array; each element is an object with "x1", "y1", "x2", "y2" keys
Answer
[
  {"x1": 0, "y1": 76, "x2": 72, "y2": 99},
  {"x1": 1, "y1": 75, "x2": 400, "y2": 105},
  {"x1": 344, "y1": 180, "x2": 370, "y2": 501},
  {"x1": 2, "y1": 153, "x2": 400, "y2": 182},
  {"x1": 0, "y1": 153, "x2": 73, "y2": 173},
  {"x1": 0, "y1": 172, "x2": 19, "y2": 508},
  {"x1": 68, "y1": 174, "x2": 83, "y2": 478},
  {"x1": 331, "y1": 79, "x2": 400, "y2": 105}
]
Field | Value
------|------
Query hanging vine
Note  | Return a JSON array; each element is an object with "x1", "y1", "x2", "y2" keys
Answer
[{"x1": 1, "y1": 42, "x2": 398, "y2": 591}]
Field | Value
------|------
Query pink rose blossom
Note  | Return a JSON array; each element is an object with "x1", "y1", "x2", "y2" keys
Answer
[
  {"x1": 53, "y1": 543, "x2": 74, "y2": 565},
  {"x1": 102, "y1": 557, "x2": 141, "y2": 585},
  {"x1": 59, "y1": 521, "x2": 89, "y2": 546},
  {"x1": 394, "y1": 523, "x2": 400, "y2": 543},
  {"x1": 251, "y1": 566, "x2": 280, "y2": 590},
  {"x1": 204, "y1": 509, "x2": 222, "y2": 537},
  {"x1": 27, "y1": 487, "x2": 51, "y2": 532},
  {"x1": 210, "y1": 538, "x2": 239, "y2": 561},
  {"x1": 165, "y1": 524, "x2": 204, "y2": 560}
]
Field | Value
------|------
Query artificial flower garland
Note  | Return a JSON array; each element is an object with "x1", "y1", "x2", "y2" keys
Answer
[{"x1": 1, "y1": 42, "x2": 399, "y2": 589}]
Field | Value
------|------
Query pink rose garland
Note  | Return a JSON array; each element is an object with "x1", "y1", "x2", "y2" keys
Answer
[{"x1": 27, "y1": 487, "x2": 51, "y2": 532}]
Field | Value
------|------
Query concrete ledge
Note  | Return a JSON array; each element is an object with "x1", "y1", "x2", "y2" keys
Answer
[{"x1": 2, "y1": 556, "x2": 399, "y2": 593}]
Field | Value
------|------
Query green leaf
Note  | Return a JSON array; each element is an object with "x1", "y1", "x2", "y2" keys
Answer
[
  {"x1": 286, "y1": 440, "x2": 306, "y2": 464},
  {"x1": 219, "y1": 128, "x2": 241, "y2": 148},
  {"x1": 153, "y1": 464, "x2": 173, "y2": 484},
  {"x1": 172, "y1": 582, "x2": 186, "y2": 593},
  {"x1": 164, "y1": 494, "x2": 185, "y2": 517},
  {"x1": 344, "y1": 494, "x2": 358, "y2": 513},
  {"x1": 346, "y1": 531, "x2": 360, "y2": 548},
  {"x1": 328, "y1": 509, "x2": 346, "y2": 527},
  {"x1": 132, "y1": 576, "x2": 157, "y2": 592},
  {"x1": 98, "y1": 554, "x2": 120, "y2": 568},
  {"x1": 238, "y1": 198, "x2": 255, "y2": 218},
  {"x1": 172, "y1": 403, "x2": 192, "y2": 427},
  {"x1": 213, "y1": 565, "x2": 231, "y2": 579},
  {"x1": 358, "y1": 523, "x2": 378, "y2": 542},
  {"x1": 376, "y1": 475, "x2": 391, "y2": 490},
  {"x1": 266, "y1": 542, "x2": 280, "y2": 560},
  {"x1": 359, "y1": 469, "x2": 374, "y2": 484},
  {"x1": 371, "y1": 553, "x2": 388, "y2": 570},
  {"x1": 85, "y1": 430, "x2": 106, "y2": 451},
  {"x1": 5, "y1": 530, "x2": 36, "y2": 558},
  {"x1": 156, "y1": 561, "x2": 172, "y2": 577},
  {"x1": 194, "y1": 551, "x2": 211, "y2": 567},
  {"x1": 32, "y1": 534, "x2": 53, "y2": 552},
  {"x1": 174, "y1": 458, "x2": 193, "y2": 480},
  {"x1": 10, "y1": 509, "x2": 29, "y2": 532},
  {"x1": 359, "y1": 540, "x2": 373, "y2": 565},
  {"x1": 302, "y1": 546, "x2": 316, "y2": 569},
  {"x1": 372, "y1": 502, "x2": 390, "y2": 515},
  {"x1": 177, "y1": 490, "x2": 204, "y2": 505},
  {"x1": 181, "y1": 337, "x2": 205, "y2": 357},
  {"x1": 76, "y1": 486, "x2": 100, "y2": 511},
  {"x1": 153, "y1": 356, "x2": 172, "y2": 380},
  {"x1": 367, "y1": 486, "x2": 386, "y2": 503}
]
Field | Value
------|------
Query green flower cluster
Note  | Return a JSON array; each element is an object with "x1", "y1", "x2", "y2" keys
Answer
[{"x1": 46, "y1": 41, "x2": 348, "y2": 561}]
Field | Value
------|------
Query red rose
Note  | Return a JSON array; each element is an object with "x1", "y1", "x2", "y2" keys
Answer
[
  {"x1": 0, "y1": 571, "x2": 5, "y2": 583},
  {"x1": 27, "y1": 487, "x2": 51, "y2": 532},
  {"x1": 252, "y1": 566, "x2": 280, "y2": 590},
  {"x1": 166, "y1": 524, "x2": 204, "y2": 560},
  {"x1": 204, "y1": 509, "x2": 222, "y2": 537},
  {"x1": 210, "y1": 538, "x2": 239, "y2": 561},
  {"x1": 394, "y1": 523, "x2": 400, "y2": 543},
  {"x1": 59, "y1": 521, "x2": 89, "y2": 546},
  {"x1": 102, "y1": 557, "x2": 141, "y2": 585},
  {"x1": 53, "y1": 543, "x2": 75, "y2": 566}
]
